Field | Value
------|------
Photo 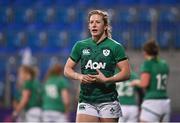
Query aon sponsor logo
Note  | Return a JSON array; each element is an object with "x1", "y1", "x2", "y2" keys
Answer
[{"x1": 85, "y1": 60, "x2": 106, "y2": 69}]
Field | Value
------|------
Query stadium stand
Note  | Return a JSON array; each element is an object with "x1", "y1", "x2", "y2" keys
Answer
[{"x1": 0, "y1": 0, "x2": 179, "y2": 121}]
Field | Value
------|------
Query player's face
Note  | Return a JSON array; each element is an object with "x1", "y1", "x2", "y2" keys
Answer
[
  {"x1": 143, "y1": 51, "x2": 148, "y2": 59},
  {"x1": 18, "y1": 68, "x2": 30, "y2": 82},
  {"x1": 89, "y1": 14, "x2": 107, "y2": 38}
]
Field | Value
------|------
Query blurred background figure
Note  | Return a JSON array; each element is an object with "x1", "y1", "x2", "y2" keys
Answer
[
  {"x1": 12, "y1": 65, "x2": 42, "y2": 122},
  {"x1": 131, "y1": 40, "x2": 171, "y2": 122},
  {"x1": 42, "y1": 63, "x2": 70, "y2": 122},
  {"x1": 116, "y1": 66, "x2": 142, "y2": 122}
]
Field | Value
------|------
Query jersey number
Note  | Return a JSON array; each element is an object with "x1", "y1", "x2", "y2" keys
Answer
[
  {"x1": 156, "y1": 74, "x2": 167, "y2": 90},
  {"x1": 116, "y1": 82, "x2": 133, "y2": 96},
  {"x1": 45, "y1": 85, "x2": 58, "y2": 98}
]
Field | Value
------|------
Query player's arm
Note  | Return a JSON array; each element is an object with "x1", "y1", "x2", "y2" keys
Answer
[
  {"x1": 90, "y1": 59, "x2": 130, "y2": 83},
  {"x1": 61, "y1": 89, "x2": 70, "y2": 113},
  {"x1": 12, "y1": 90, "x2": 30, "y2": 117},
  {"x1": 64, "y1": 58, "x2": 95, "y2": 83},
  {"x1": 106, "y1": 59, "x2": 130, "y2": 83},
  {"x1": 130, "y1": 72, "x2": 150, "y2": 88}
]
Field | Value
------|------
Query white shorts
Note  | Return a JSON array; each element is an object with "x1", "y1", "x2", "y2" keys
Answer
[
  {"x1": 118, "y1": 105, "x2": 139, "y2": 122},
  {"x1": 25, "y1": 107, "x2": 42, "y2": 122},
  {"x1": 42, "y1": 110, "x2": 68, "y2": 122},
  {"x1": 16, "y1": 111, "x2": 25, "y2": 122},
  {"x1": 77, "y1": 101, "x2": 122, "y2": 118},
  {"x1": 140, "y1": 99, "x2": 171, "y2": 122}
]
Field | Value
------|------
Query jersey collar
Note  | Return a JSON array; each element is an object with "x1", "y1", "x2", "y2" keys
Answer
[{"x1": 92, "y1": 37, "x2": 108, "y2": 45}]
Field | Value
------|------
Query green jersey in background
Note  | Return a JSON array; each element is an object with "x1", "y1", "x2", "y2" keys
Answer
[
  {"x1": 140, "y1": 58, "x2": 169, "y2": 100},
  {"x1": 22, "y1": 80, "x2": 42, "y2": 110},
  {"x1": 42, "y1": 75, "x2": 69, "y2": 112},
  {"x1": 116, "y1": 71, "x2": 139, "y2": 105}
]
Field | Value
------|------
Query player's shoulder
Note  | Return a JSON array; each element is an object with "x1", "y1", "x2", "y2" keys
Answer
[
  {"x1": 76, "y1": 38, "x2": 92, "y2": 45},
  {"x1": 159, "y1": 58, "x2": 169, "y2": 67},
  {"x1": 159, "y1": 58, "x2": 167, "y2": 64},
  {"x1": 142, "y1": 59, "x2": 152, "y2": 66},
  {"x1": 107, "y1": 38, "x2": 123, "y2": 47}
]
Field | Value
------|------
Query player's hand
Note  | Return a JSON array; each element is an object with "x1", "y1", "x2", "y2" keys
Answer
[
  {"x1": 78, "y1": 74, "x2": 96, "y2": 84},
  {"x1": 129, "y1": 80, "x2": 140, "y2": 87},
  {"x1": 88, "y1": 69, "x2": 108, "y2": 83},
  {"x1": 11, "y1": 111, "x2": 18, "y2": 122}
]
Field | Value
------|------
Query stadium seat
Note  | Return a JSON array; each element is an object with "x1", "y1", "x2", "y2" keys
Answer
[
  {"x1": 157, "y1": 31, "x2": 172, "y2": 49},
  {"x1": 160, "y1": 0, "x2": 179, "y2": 5},
  {"x1": 118, "y1": 8, "x2": 138, "y2": 22},
  {"x1": 46, "y1": 30, "x2": 61, "y2": 48},
  {"x1": 24, "y1": 8, "x2": 36, "y2": 23},
  {"x1": 0, "y1": 7, "x2": 7, "y2": 24},
  {"x1": 119, "y1": 0, "x2": 140, "y2": 5},
  {"x1": 78, "y1": 0, "x2": 96, "y2": 7},
  {"x1": 13, "y1": 0, "x2": 36, "y2": 6},
  {"x1": 140, "y1": 0, "x2": 160, "y2": 5},
  {"x1": 97, "y1": 0, "x2": 119, "y2": 7},
  {"x1": 55, "y1": 0, "x2": 76, "y2": 7},
  {"x1": 138, "y1": 8, "x2": 157, "y2": 22},
  {"x1": 0, "y1": 32, "x2": 6, "y2": 48},
  {"x1": 27, "y1": 31, "x2": 46, "y2": 50},
  {"x1": 6, "y1": 31, "x2": 18, "y2": 49},
  {"x1": 0, "y1": 0, "x2": 12, "y2": 5},
  {"x1": 132, "y1": 31, "x2": 150, "y2": 49},
  {"x1": 35, "y1": 0, "x2": 55, "y2": 6},
  {"x1": 14, "y1": 7, "x2": 27, "y2": 24},
  {"x1": 34, "y1": 7, "x2": 48, "y2": 24},
  {"x1": 159, "y1": 7, "x2": 179, "y2": 22},
  {"x1": 56, "y1": 7, "x2": 78, "y2": 24},
  {"x1": 0, "y1": 7, "x2": 14, "y2": 24}
]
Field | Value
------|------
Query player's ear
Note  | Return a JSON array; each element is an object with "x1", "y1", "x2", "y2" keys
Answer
[{"x1": 104, "y1": 24, "x2": 108, "y2": 31}]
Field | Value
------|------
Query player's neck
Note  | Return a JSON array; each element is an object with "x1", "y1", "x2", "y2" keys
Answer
[{"x1": 92, "y1": 32, "x2": 107, "y2": 44}]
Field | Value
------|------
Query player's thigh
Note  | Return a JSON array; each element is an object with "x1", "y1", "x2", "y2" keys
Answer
[
  {"x1": 76, "y1": 114, "x2": 99, "y2": 122},
  {"x1": 129, "y1": 106, "x2": 139, "y2": 122},
  {"x1": 100, "y1": 117, "x2": 119, "y2": 122},
  {"x1": 42, "y1": 110, "x2": 64, "y2": 122},
  {"x1": 25, "y1": 107, "x2": 42, "y2": 122},
  {"x1": 140, "y1": 100, "x2": 161, "y2": 122},
  {"x1": 140, "y1": 108, "x2": 160, "y2": 122},
  {"x1": 161, "y1": 99, "x2": 171, "y2": 122},
  {"x1": 76, "y1": 102, "x2": 99, "y2": 122},
  {"x1": 119, "y1": 105, "x2": 129, "y2": 122},
  {"x1": 99, "y1": 101, "x2": 122, "y2": 122}
]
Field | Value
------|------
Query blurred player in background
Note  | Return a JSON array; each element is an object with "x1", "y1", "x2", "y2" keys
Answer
[
  {"x1": 64, "y1": 10, "x2": 130, "y2": 122},
  {"x1": 13, "y1": 81, "x2": 25, "y2": 122},
  {"x1": 116, "y1": 68, "x2": 140, "y2": 122},
  {"x1": 131, "y1": 40, "x2": 171, "y2": 122},
  {"x1": 42, "y1": 63, "x2": 70, "y2": 122},
  {"x1": 12, "y1": 65, "x2": 42, "y2": 122}
]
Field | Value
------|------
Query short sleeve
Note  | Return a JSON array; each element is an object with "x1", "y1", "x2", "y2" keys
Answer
[
  {"x1": 140, "y1": 61, "x2": 151, "y2": 73},
  {"x1": 70, "y1": 42, "x2": 81, "y2": 63},
  {"x1": 114, "y1": 43, "x2": 127, "y2": 63},
  {"x1": 58, "y1": 77, "x2": 69, "y2": 90},
  {"x1": 23, "y1": 81, "x2": 33, "y2": 91},
  {"x1": 131, "y1": 72, "x2": 139, "y2": 80}
]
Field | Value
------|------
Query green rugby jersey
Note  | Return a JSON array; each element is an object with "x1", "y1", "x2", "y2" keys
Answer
[
  {"x1": 42, "y1": 75, "x2": 69, "y2": 112},
  {"x1": 116, "y1": 71, "x2": 139, "y2": 105},
  {"x1": 140, "y1": 58, "x2": 169, "y2": 99},
  {"x1": 70, "y1": 37, "x2": 127, "y2": 103},
  {"x1": 22, "y1": 80, "x2": 42, "y2": 110}
]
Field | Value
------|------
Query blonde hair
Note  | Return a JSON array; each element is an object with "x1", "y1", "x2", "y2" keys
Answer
[{"x1": 88, "y1": 10, "x2": 112, "y2": 38}]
